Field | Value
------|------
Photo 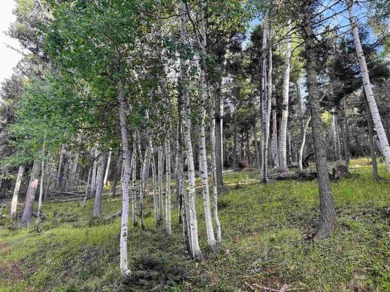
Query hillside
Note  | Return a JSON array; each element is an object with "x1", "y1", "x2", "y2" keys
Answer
[{"x1": 1, "y1": 159, "x2": 389, "y2": 291}]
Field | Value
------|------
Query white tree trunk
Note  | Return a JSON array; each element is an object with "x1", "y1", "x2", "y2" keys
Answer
[
  {"x1": 131, "y1": 137, "x2": 138, "y2": 226},
  {"x1": 299, "y1": 117, "x2": 311, "y2": 172},
  {"x1": 165, "y1": 139, "x2": 172, "y2": 234},
  {"x1": 279, "y1": 21, "x2": 292, "y2": 173},
  {"x1": 10, "y1": 165, "x2": 25, "y2": 220},
  {"x1": 157, "y1": 146, "x2": 164, "y2": 225},
  {"x1": 198, "y1": 1, "x2": 217, "y2": 252},
  {"x1": 210, "y1": 112, "x2": 222, "y2": 245},
  {"x1": 181, "y1": 0, "x2": 202, "y2": 261},
  {"x1": 261, "y1": 19, "x2": 269, "y2": 183},
  {"x1": 82, "y1": 167, "x2": 92, "y2": 208},
  {"x1": 118, "y1": 84, "x2": 132, "y2": 277},
  {"x1": 151, "y1": 147, "x2": 158, "y2": 225},
  {"x1": 104, "y1": 150, "x2": 112, "y2": 186},
  {"x1": 347, "y1": 0, "x2": 390, "y2": 173}
]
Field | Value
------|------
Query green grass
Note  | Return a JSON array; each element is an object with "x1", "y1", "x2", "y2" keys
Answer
[{"x1": 1, "y1": 159, "x2": 389, "y2": 291}]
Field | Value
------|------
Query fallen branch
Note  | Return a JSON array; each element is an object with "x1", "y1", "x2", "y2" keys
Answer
[
  {"x1": 51, "y1": 191, "x2": 84, "y2": 196},
  {"x1": 105, "y1": 210, "x2": 122, "y2": 220}
]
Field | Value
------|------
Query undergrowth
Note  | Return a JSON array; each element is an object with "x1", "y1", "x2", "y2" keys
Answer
[{"x1": 0, "y1": 159, "x2": 389, "y2": 291}]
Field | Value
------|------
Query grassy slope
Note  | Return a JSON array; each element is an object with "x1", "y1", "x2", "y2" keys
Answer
[{"x1": 0, "y1": 159, "x2": 389, "y2": 291}]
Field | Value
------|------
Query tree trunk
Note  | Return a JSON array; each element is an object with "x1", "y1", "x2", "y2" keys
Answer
[
  {"x1": 111, "y1": 154, "x2": 122, "y2": 197},
  {"x1": 254, "y1": 122, "x2": 261, "y2": 170},
  {"x1": 90, "y1": 150, "x2": 98, "y2": 198},
  {"x1": 198, "y1": 2, "x2": 218, "y2": 252},
  {"x1": 233, "y1": 111, "x2": 238, "y2": 169},
  {"x1": 299, "y1": 117, "x2": 311, "y2": 172},
  {"x1": 93, "y1": 153, "x2": 107, "y2": 218},
  {"x1": 131, "y1": 137, "x2": 138, "y2": 226},
  {"x1": 36, "y1": 137, "x2": 46, "y2": 231},
  {"x1": 214, "y1": 82, "x2": 224, "y2": 188},
  {"x1": 104, "y1": 150, "x2": 112, "y2": 186},
  {"x1": 303, "y1": 6, "x2": 337, "y2": 239},
  {"x1": 157, "y1": 146, "x2": 164, "y2": 225},
  {"x1": 118, "y1": 83, "x2": 132, "y2": 277},
  {"x1": 271, "y1": 94, "x2": 279, "y2": 169},
  {"x1": 165, "y1": 139, "x2": 172, "y2": 234},
  {"x1": 10, "y1": 165, "x2": 25, "y2": 220},
  {"x1": 210, "y1": 108, "x2": 222, "y2": 245},
  {"x1": 364, "y1": 94, "x2": 379, "y2": 178},
  {"x1": 261, "y1": 19, "x2": 269, "y2": 183},
  {"x1": 341, "y1": 99, "x2": 351, "y2": 166},
  {"x1": 20, "y1": 160, "x2": 41, "y2": 226},
  {"x1": 56, "y1": 144, "x2": 65, "y2": 190},
  {"x1": 181, "y1": 0, "x2": 202, "y2": 260},
  {"x1": 347, "y1": 0, "x2": 390, "y2": 173},
  {"x1": 279, "y1": 21, "x2": 292, "y2": 172}
]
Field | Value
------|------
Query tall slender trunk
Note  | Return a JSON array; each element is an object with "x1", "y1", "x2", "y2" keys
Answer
[
  {"x1": 111, "y1": 154, "x2": 122, "y2": 197},
  {"x1": 271, "y1": 94, "x2": 279, "y2": 169},
  {"x1": 36, "y1": 137, "x2": 46, "y2": 231},
  {"x1": 82, "y1": 167, "x2": 92, "y2": 208},
  {"x1": 182, "y1": 0, "x2": 202, "y2": 260},
  {"x1": 233, "y1": 111, "x2": 238, "y2": 169},
  {"x1": 303, "y1": 6, "x2": 337, "y2": 239},
  {"x1": 210, "y1": 108, "x2": 222, "y2": 245},
  {"x1": 279, "y1": 21, "x2": 292, "y2": 172},
  {"x1": 342, "y1": 99, "x2": 351, "y2": 166},
  {"x1": 90, "y1": 150, "x2": 98, "y2": 198},
  {"x1": 10, "y1": 165, "x2": 25, "y2": 220},
  {"x1": 254, "y1": 122, "x2": 261, "y2": 170},
  {"x1": 151, "y1": 149, "x2": 158, "y2": 225},
  {"x1": 165, "y1": 139, "x2": 172, "y2": 234},
  {"x1": 347, "y1": 0, "x2": 390, "y2": 172},
  {"x1": 56, "y1": 144, "x2": 65, "y2": 190},
  {"x1": 299, "y1": 117, "x2": 312, "y2": 172},
  {"x1": 20, "y1": 160, "x2": 41, "y2": 226},
  {"x1": 198, "y1": 2, "x2": 218, "y2": 252},
  {"x1": 364, "y1": 94, "x2": 379, "y2": 178},
  {"x1": 104, "y1": 150, "x2": 112, "y2": 186},
  {"x1": 93, "y1": 153, "x2": 107, "y2": 218},
  {"x1": 140, "y1": 137, "x2": 151, "y2": 230},
  {"x1": 117, "y1": 82, "x2": 132, "y2": 277},
  {"x1": 331, "y1": 107, "x2": 341, "y2": 161},
  {"x1": 131, "y1": 137, "x2": 138, "y2": 226},
  {"x1": 261, "y1": 19, "x2": 269, "y2": 183},
  {"x1": 157, "y1": 146, "x2": 164, "y2": 225},
  {"x1": 214, "y1": 82, "x2": 224, "y2": 188}
]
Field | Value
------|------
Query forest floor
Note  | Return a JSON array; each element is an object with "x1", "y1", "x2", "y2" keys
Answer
[{"x1": 0, "y1": 158, "x2": 389, "y2": 291}]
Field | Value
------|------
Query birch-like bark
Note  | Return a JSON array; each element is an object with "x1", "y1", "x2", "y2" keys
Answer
[
  {"x1": 104, "y1": 150, "x2": 112, "y2": 186},
  {"x1": 151, "y1": 148, "x2": 158, "y2": 225},
  {"x1": 139, "y1": 137, "x2": 151, "y2": 230},
  {"x1": 20, "y1": 160, "x2": 41, "y2": 226},
  {"x1": 182, "y1": 0, "x2": 203, "y2": 260},
  {"x1": 131, "y1": 136, "x2": 138, "y2": 226},
  {"x1": 254, "y1": 122, "x2": 261, "y2": 170},
  {"x1": 271, "y1": 93, "x2": 279, "y2": 169},
  {"x1": 279, "y1": 21, "x2": 292, "y2": 172},
  {"x1": 165, "y1": 139, "x2": 172, "y2": 234},
  {"x1": 10, "y1": 165, "x2": 25, "y2": 220},
  {"x1": 157, "y1": 146, "x2": 164, "y2": 225},
  {"x1": 69, "y1": 152, "x2": 79, "y2": 189},
  {"x1": 261, "y1": 19, "x2": 269, "y2": 183},
  {"x1": 210, "y1": 110, "x2": 222, "y2": 244},
  {"x1": 93, "y1": 153, "x2": 107, "y2": 218},
  {"x1": 331, "y1": 107, "x2": 341, "y2": 161},
  {"x1": 118, "y1": 83, "x2": 132, "y2": 277},
  {"x1": 214, "y1": 82, "x2": 224, "y2": 188},
  {"x1": 198, "y1": 1, "x2": 218, "y2": 252},
  {"x1": 347, "y1": 0, "x2": 390, "y2": 172}
]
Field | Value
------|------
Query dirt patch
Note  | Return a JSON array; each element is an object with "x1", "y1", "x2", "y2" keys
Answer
[{"x1": 0, "y1": 261, "x2": 23, "y2": 283}]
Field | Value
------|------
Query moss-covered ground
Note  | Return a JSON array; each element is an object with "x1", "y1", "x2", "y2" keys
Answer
[{"x1": 0, "y1": 158, "x2": 389, "y2": 291}]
